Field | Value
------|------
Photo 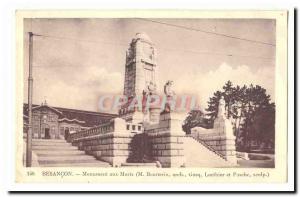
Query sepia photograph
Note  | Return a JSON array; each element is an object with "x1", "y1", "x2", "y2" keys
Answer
[{"x1": 21, "y1": 17, "x2": 276, "y2": 169}]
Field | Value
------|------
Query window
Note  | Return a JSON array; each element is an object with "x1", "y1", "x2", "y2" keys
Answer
[
  {"x1": 126, "y1": 125, "x2": 130, "y2": 130},
  {"x1": 138, "y1": 126, "x2": 141, "y2": 131},
  {"x1": 132, "y1": 125, "x2": 136, "y2": 130}
]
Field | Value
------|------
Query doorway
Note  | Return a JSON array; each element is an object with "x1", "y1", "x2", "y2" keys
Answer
[
  {"x1": 44, "y1": 128, "x2": 50, "y2": 139},
  {"x1": 64, "y1": 128, "x2": 70, "y2": 140}
]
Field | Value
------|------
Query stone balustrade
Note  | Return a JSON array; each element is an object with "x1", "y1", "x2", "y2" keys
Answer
[
  {"x1": 191, "y1": 122, "x2": 238, "y2": 165},
  {"x1": 68, "y1": 120, "x2": 143, "y2": 142},
  {"x1": 68, "y1": 118, "x2": 136, "y2": 167},
  {"x1": 67, "y1": 120, "x2": 114, "y2": 142},
  {"x1": 125, "y1": 122, "x2": 143, "y2": 133}
]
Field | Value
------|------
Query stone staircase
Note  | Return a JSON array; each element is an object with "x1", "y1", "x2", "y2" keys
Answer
[
  {"x1": 31, "y1": 138, "x2": 236, "y2": 168},
  {"x1": 189, "y1": 135, "x2": 226, "y2": 159},
  {"x1": 32, "y1": 139, "x2": 111, "y2": 167},
  {"x1": 121, "y1": 162, "x2": 159, "y2": 168},
  {"x1": 183, "y1": 137, "x2": 234, "y2": 167}
]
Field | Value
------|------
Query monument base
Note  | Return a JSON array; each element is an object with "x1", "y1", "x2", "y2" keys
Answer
[{"x1": 145, "y1": 111, "x2": 186, "y2": 167}]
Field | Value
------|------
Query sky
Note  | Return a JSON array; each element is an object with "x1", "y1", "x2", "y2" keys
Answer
[{"x1": 23, "y1": 18, "x2": 275, "y2": 113}]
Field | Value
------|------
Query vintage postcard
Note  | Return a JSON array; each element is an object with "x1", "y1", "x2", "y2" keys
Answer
[{"x1": 15, "y1": 10, "x2": 288, "y2": 185}]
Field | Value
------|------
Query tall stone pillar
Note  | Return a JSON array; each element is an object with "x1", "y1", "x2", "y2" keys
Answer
[
  {"x1": 120, "y1": 33, "x2": 158, "y2": 124},
  {"x1": 146, "y1": 110, "x2": 186, "y2": 168},
  {"x1": 108, "y1": 118, "x2": 133, "y2": 167}
]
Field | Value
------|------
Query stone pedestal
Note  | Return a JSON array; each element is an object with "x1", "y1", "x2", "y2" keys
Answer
[
  {"x1": 214, "y1": 114, "x2": 237, "y2": 165},
  {"x1": 131, "y1": 111, "x2": 144, "y2": 124},
  {"x1": 145, "y1": 111, "x2": 186, "y2": 167},
  {"x1": 222, "y1": 136, "x2": 237, "y2": 165},
  {"x1": 148, "y1": 131, "x2": 185, "y2": 167},
  {"x1": 149, "y1": 106, "x2": 161, "y2": 124}
]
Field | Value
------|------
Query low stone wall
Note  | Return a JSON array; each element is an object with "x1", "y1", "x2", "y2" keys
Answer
[
  {"x1": 67, "y1": 120, "x2": 114, "y2": 142},
  {"x1": 70, "y1": 118, "x2": 136, "y2": 167},
  {"x1": 236, "y1": 151, "x2": 250, "y2": 160},
  {"x1": 73, "y1": 132, "x2": 134, "y2": 167},
  {"x1": 191, "y1": 128, "x2": 237, "y2": 165}
]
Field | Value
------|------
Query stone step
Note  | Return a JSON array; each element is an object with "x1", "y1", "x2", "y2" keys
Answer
[
  {"x1": 40, "y1": 162, "x2": 111, "y2": 167},
  {"x1": 33, "y1": 139, "x2": 67, "y2": 143},
  {"x1": 32, "y1": 141, "x2": 72, "y2": 146},
  {"x1": 32, "y1": 145, "x2": 78, "y2": 150},
  {"x1": 38, "y1": 157, "x2": 99, "y2": 165},
  {"x1": 192, "y1": 138, "x2": 225, "y2": 159},
  {"x1": 32, "y1": 143, "x2": 73, "y2": 148},
  {"x1": 34, "y1": 150, "x2": 86, "y2": 156},
  {"x1": 121, "y1": 163, "x2": 158, "y2": 167},
  {"x1": 32, "y1": 139, "x2": 111, "y2": 167},
  {"x1": 38, "y1": 155, "x2": 96, "y2": 162},
  {"x1": 184, "y1": 137, "x2": 233, "y2": 167}
]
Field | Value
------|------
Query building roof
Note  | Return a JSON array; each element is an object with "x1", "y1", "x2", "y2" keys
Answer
[
  {"x1": 32, "y1": 105, "x2": 63, "y2": 115},
  {"x1": 23, "y1": 103, "x2": 118, "y2": 127}
]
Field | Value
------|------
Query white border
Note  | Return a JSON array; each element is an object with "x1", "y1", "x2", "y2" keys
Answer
[{"x1": 0, "y1": 0, "x2": 295, "y2": 193}]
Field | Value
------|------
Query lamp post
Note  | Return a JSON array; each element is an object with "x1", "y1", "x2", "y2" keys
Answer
[{"x1": 26, "y1": 32, "x2": 33, "y2": 167}]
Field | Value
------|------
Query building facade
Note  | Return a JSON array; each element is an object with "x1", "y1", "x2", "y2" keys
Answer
[{"x1": 23, "y1": 101, "x2": 117, "y2": 139}]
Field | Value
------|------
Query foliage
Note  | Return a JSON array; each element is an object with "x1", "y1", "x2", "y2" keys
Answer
[
  {"x1": 182, "y1": 109, "x2": 211, "y2": 134},
  {"x1": 205, "y1": 81, "x2": 275, "y2": 151}
]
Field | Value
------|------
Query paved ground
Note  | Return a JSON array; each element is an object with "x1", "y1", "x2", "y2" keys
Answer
[{"x1": 237, "y1": 159, "x2": 275, "y2": 168}]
